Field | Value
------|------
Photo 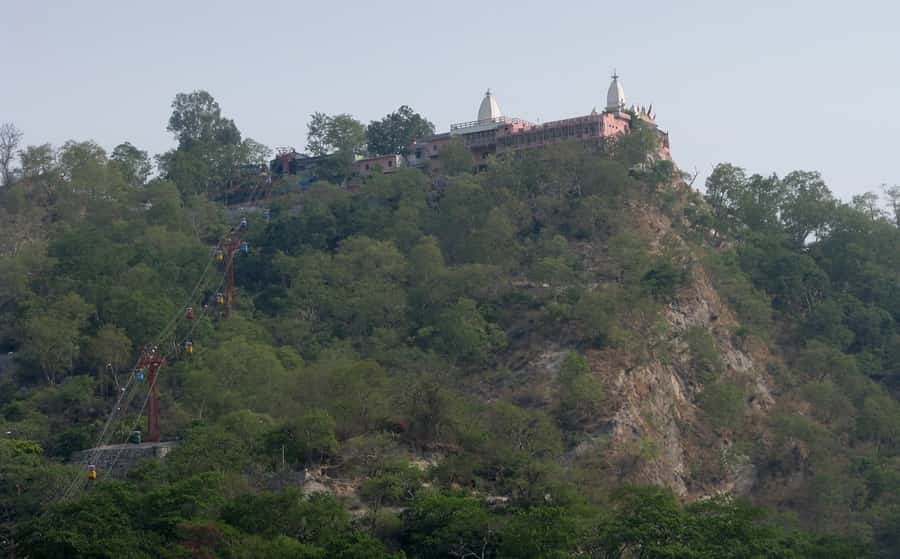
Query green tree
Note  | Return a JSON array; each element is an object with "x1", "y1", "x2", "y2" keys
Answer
[
  {"x1": 484, "y1": 401, "x2": 563, "y2": 477},
  {"x1": 557, "y1": 352, "x2": 604, "y2": 429},
  {"x1": 306, "y1": 112, "x2": 366, "y2": 157},
  {"x1": 704, "y1": 162, "x2": 747, "y2": 226},
  {"x1": 359, "y1": 460, "x2": 422, "y2": 530},
  {"x1": 238, "y1": 137, "x2": 272, "y2": 165},
  {"x1": 0, "y1": 439, "x2": 73, "y2": 556},
  {"x1": 852, "y1": 191, "x2": 884, "y2": 220},
  {"x1": 84, "y1": 324, "x2": 132, "y2": 396},
  {"x1": 498, "y1": 505, "x2": 578, "y2": 559},
  {"x1": 705, "y1": 163, "x2": 788, "y2": 235},
  {"x1": 589, "y1": 486, "x2": 686, "y2": 559},
  {"x1": 58, "y1": 140, "x2": 107, "y2": 180},
  {"x1": 794, "y1": 340, "x2": 859, "y2": 382},
  {"x1": 166, "y1": 90, "x2": 240, "y2": 148},
  {"x1": 366, "y1": 105, "x2": 435, "y2": 156},
  {"x1": 220, "y1": 491, "x2": 387, "y2": 556},
  {"x1": 437, "y1": 136, "x2": 474, "y2": 176},
  {"x1": 462, "y1": 207, "x2": 520, "y2": 269},
  {"x1": 183, "y1": 337, "x2": 289, "y2": 418},
  {"x1": 264, "y1": 409, "x2": 338, "y2": 466},
  {"x1": 803, "y1": 298, "x2": 854, "y2": 350},
  {"x1": 16, "y1": 143, "x2": 58, "y2": 209},
  {"x1": 20, "y1": 473, "x2": 225, "y2": 558},
  {"x1": 684, "y1": 326, "x2": 724, "y2": 381},
  {"x1": 0, "y1": 122, "x2": 23, "y2": 187},
  {"x1": 111, "y1": 142, "x2": 152, "y2": 187},
  {"x1": 698, "y1": 380, "x2": 745, "y2": 431},
  {"x1": 611, "y1": 120, "x2": 659, "y2": 167},
  {"x1": 164, "y1": 412, "x2": 275, "y2": 478},
  {"x1": 780, "y1": 170, "x2": 835, "y2": 247},
  {"x1": 19, "y1": 143, "x2": 56, "y2": 180},
  {"x1": 882, "y1": 183, "x2": 900, "y2": 226},
  {"x1": 19, "y1": 293, "x2": 94, "y2": 384},
  {"x1": 157, "y1": 90, "x2": 244, "y2": 196},
  {"x1": 684, "y1": 496, "x2": 811, "y2": 558},
  {"x1": 403, "y1": 492, "x2": 497, "y2": 559},
  {"x1": 288, "y1": 236, "x2": 409, "y2": 339},
  {"x1": 856, "y1": 393, "x2": 900, "y2": 453},
  {"x1": 306, "y1": 112, "x2": 367, "y2": 182},
  {"x1": 430, "y1": 297, "x2": 506, "y2": 365}
]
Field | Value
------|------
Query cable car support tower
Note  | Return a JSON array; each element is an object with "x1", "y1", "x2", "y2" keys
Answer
[{"x1": 135, "y1": 346, "x2": 166, "y2": 443}]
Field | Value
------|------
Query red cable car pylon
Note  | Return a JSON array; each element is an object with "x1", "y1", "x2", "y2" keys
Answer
[{"x1": 135, "y1": 346, "x2": 166, "y2": 443}]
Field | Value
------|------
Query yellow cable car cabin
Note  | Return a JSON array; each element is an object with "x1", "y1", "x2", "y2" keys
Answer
[
  {"x1": 87, "y1": 464, "x2": 97, "y2": 480},
  {"x1": 215, "y1": 249, "x2": 224, "y2": 262},
  {"x1": 185, "y1": 341, "x2": 193, "y2": 355},
  {"x1": 215, "y1": 292, "x2": 225, "y2": 305}
]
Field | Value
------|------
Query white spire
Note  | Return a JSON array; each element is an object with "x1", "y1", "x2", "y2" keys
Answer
[
  {"x1": 478, "y1": 89, "x2": 502, "y2": 121},
  {"x1": 605, "y1": 70, "x2": 626, "y2": 112}
]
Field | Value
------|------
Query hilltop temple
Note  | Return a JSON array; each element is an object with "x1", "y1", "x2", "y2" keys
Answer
[
  {"x1": 273, "y1": 73, "x2": 669, "y2": 180},
  {"x1": 354, "y1": 73, "x2": 669, "y2": 176}
]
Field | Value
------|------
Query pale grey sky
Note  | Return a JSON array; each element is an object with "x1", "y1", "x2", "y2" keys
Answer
[{"x1": 4, "y1": 0, "x2": 898, "y2": 200}]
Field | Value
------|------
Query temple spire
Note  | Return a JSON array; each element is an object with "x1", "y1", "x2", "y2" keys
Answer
[
  {"x1": 605, "y1": 71, "x2": 626, "y2": 112},
  {"x1": 478, "y1": 89, "x2": 502, "y2": 121}
]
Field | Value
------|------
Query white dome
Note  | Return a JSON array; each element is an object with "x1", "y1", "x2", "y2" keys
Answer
[
  {"x1": 606, "y1": 73, "x2": 626, "y2": 112},
  {"x1": 478, "y1": 89, "x2": 502, "y2": 121}
]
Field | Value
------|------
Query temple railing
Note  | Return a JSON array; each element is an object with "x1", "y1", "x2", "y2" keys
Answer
[{"x1": 450, "y1": 116, "x2": 530, "y2": 131}]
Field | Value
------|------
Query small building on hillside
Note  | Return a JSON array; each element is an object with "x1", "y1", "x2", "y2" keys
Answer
[
  {"x1": 270, "y1": 150, "x2": 333, "y2": 176},
  {"x1": 353, "y1": 153, "x2": 403, "y2": 176},
  {"x1": 406, "y1": 132, "x2": 452, "y2": 167}
]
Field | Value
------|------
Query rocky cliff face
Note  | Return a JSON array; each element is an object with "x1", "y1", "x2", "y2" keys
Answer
[
  {"x1": 511, "y1": 195, "x2": 784, "y2": 500},
  {"x1": 599, "y1": 267, "x2": 772, "y2": 496},
  {"x1": 603, "y1": 202, "x2": 779, "y2": 497}
]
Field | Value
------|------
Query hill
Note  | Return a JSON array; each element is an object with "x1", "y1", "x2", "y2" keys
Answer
[{"x1": 1, "y1": 107, "x2": 899, "y2": 557}]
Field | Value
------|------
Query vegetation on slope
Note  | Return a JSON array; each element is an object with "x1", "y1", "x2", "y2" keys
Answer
[{"x1": 1, "y1": 92, "x2": 899, "y2": 557}]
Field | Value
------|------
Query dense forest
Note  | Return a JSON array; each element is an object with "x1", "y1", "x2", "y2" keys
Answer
[{"x1": 0, "y1": 91, "x2": 898, "y2": 558}]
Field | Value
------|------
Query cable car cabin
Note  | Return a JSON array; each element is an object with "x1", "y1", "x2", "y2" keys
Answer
[
  {"x1": 87, "y1": 464, "x2": 97, "y2": 480},
  {"x1": 240, "y1": 241, "x2": 249, "y2": 255},
  {"x1": 215, "y1": 292, "x2": 225, "y2": 305},
  {"x1": 185, "y1": 341, "x2": 194, "y2": 355},
  {"x1": 135, "y1": 369, "x2": 146, "y2": 382},
  {"x1": 215, "y1": 249, "x2": 225, "y2": 262},
  {"x1": 184, "y1": 307, "x2": 195, "y2": 320},
  {"x1": 239, "y1": 217, "x2": 248, "y2": 230},
  {"x1": 128, "y1": 430, "x2": 142, "y2": 444}
]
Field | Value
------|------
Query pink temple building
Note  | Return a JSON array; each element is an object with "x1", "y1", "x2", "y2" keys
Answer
[
  {"x1": 405, "y1": 73, "x2": 670, "y2": 168},
  {"x1": 276, "y1": 73, "x2": 670, "y2": 185}
]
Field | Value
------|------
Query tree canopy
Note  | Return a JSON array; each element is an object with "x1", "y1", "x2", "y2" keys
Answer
[
  {"x1": 0, "y1": 98, "x2": 898, "y2": 558},
  {"x1": 366, "y1": 105, "x2": 435, "y2": 156}
]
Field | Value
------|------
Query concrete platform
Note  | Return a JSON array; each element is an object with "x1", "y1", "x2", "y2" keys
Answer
[{"x1": 71, "y1": 441, "x2": 178, "y2": 478}]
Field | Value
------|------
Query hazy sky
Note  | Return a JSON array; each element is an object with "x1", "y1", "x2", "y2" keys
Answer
[{"x1": 4, "y1": 0, "x2": 898, "y2": 200}]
